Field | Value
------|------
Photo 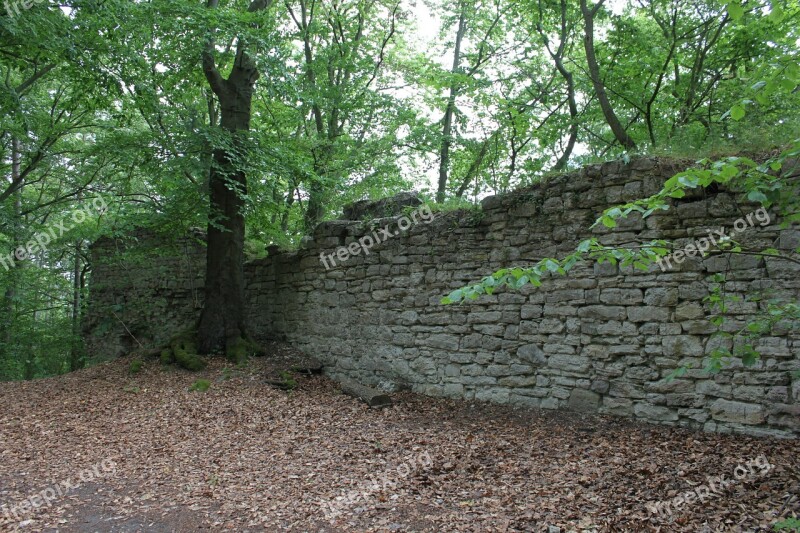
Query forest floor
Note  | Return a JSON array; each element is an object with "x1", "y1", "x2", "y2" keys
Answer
[{"x1": 0, "y1": 347, "x2": 798, "y2": 533}]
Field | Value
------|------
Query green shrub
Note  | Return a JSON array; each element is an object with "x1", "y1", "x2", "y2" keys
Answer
[{"x1": 129, "y1": 359, "x2": 143, "y2": 374}]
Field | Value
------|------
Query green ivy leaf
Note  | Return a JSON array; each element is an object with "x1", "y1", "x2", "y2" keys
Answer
[
  {"x1": 668, "y1": 189, "x2": 686, "y2": 199},
  {"x1": 601, "y1": 216, "x2": 616, "y2": 228},
  {"x1": 741, "y1": 346, "x2": 759, "y2": 367},
  {"x1": 544, "y1": 259, "x2": 560, "y2": 272}
]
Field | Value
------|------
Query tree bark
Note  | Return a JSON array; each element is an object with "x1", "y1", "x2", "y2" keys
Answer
[
  {"x1": 70, "y1": 206, "x2": 83, "y2": 372},
  {"x1": 339, "y1": 377, "x2": 392, "y2": 408},
  {"x1": 538, "y1": 0, "x2": 579, "y2": 170},
  {"x1": 455, "y1": 136, "x2": 491, "y2": 198},
  {"x1": 579, "y1": 0, "x2": 636, "y2": 150},
  {"x1": 0, "y1": 138, "x2": 22, "y2": 376},
  {"x1": 436, "y1": 5, "x2": 468, "y2": 203},
  {"x1": 196, "y1": 2, "x2": 267, "y2": 354}
]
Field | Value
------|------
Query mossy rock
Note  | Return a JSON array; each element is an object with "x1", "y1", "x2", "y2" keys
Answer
[
  {"x1": 189, "y1": 379, "x2": 211, "y2": 392},
  {"x1": 159, "y1": 332, "x2": 207, "y2": 371},
  {"x1": 225, "y1": 337, "x2": 263, "y2": 365}
]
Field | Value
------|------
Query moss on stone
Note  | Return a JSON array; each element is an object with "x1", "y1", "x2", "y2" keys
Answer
[
  {"x1": 156, "y1": 331, "x2": 207, "y2": 371},
  {"x1": 225, "y1": 336, "x2": 262, "y2": 365},
  {"x1": 189, "y1": 379, "x2": 211, "y2": 392},
  {"x1": 172, "y1": 335, "x2": 206, "y2": 371},
  {"x1": 160, "y1": 349, "x2": 174, "y2": 365}
]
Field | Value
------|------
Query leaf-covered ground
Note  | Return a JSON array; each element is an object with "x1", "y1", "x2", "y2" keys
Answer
[{"x1": 0, "y1": 350, "x2": 798, "y2": 533}]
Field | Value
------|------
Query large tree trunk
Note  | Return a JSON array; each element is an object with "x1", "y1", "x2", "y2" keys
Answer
[
  {"x1": 196, "y1": 45, "x2": 260, "y2": 354},
  {"x1": 0, "y1": 138, "x2": 22, "y2": 376},
  {"x1": 580, "y1": 0, "x2": 636, "y2": 151}
]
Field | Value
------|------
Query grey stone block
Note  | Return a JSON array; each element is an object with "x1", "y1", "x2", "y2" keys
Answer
[
  {"x1": 568, "y1": 389, "x2": 600, "y2": 412},
  {"x1": 710, "y1": 399, "x2": 766, "y2": 425}
]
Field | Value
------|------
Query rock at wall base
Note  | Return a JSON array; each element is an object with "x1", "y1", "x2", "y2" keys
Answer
[{"x1": 291, "y1": 358, "x2": 323, "y2": 374}]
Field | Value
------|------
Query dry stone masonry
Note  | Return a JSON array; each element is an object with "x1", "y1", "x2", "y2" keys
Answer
[
  {"x1": 83, "y1": 228, "x2": 206, "y2": 358},
  {"x1": 84, "y1": 157, "x2": 800, "y2": 438}
]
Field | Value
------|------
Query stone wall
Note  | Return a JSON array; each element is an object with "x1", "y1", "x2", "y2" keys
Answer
[
  {"x1": 84, "y1": 158, "x2": 800, "y2": 437},
  {"x1": 83, "y1": 228, "x2": 206, "y2": 359}
]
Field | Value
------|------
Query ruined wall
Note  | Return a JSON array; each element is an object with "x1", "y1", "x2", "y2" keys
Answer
[
  {"x1": 85, "y1": 158, "x2": 800, "y2": 437},
  {"x1": 83, "y1": 228, "x2": 205, "y2": 359}
]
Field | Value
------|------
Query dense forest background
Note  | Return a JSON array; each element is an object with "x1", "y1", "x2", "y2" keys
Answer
[{"x1": 1, "y1": 0, "x2": 798, "y2": 379}]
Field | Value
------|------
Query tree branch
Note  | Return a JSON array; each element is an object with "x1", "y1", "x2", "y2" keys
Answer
[{"x1": 202, "y1": 0, "x2": 226, "y2": 97}]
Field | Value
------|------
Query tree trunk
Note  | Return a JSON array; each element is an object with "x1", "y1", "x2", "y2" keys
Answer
[
  {"x1": 196, "y1": 45, "x2": 260, "y2": 354},
  {"x1": 436, "y1": 6, "x2": 467, "y2": 203},
  {"x1": 304, "y1": 180, "x2": 325, "y2": 233},
  {"x1": 0, "y1": 138, "x2": 22, "y2": 377},
  {"x1": 338, "y1": 377, "x2": 392, "y2": 408},
  {"x1": 455, "y1": 136, "x2": 491, "y2": 198},
  {"x1": 580, "y1": 0, "x2": 636, "y2": 150},
  {"x1": 539, "y1": 0, "x2": 579, "y2": 170},
  {"x1": 69, "y1": 235, "x2": 83, "y2": 371}
]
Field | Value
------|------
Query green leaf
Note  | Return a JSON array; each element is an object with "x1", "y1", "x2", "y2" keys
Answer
[
  {"x1": 768, "y1": 5, "x2": 784, "y2": 22},
  {"x1": 668, "y1": 189, "x2": 685, "y2": 199},
  {"x1": 741, "y1": 346, "x2": 759, "y2": 367},
  {"x1": 601, "y1": 216, "x2": 617, "y2": 229},
  {"x1": 747, "y1": 190, "x2": 768, "y2": 203},
  {"x1": 544, "y1": 259, "x2": 560, "y2": 272},
  {"x1": 727, "y1": 2, "x2": 744, "y2": 20},
  {"x1": 730, "y1": 104, "x2": 746, "y2": 121},
  {"x1": 779, "y1": 78, "x2": 797, "y2": 92},
  {"x1": 663, "y1": 366, "x2": 688, "y2": 382}
]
